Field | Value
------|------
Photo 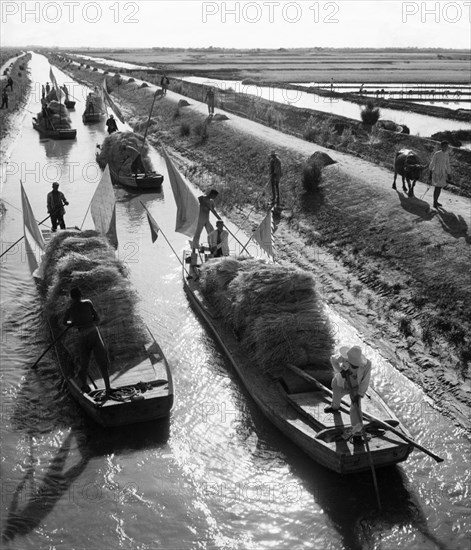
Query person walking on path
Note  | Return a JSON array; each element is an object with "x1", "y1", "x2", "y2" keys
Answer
[
  {"x1": 429, "y1": 141, "x2": 451, "y2": 209},
  {"x1": 192, "y1": 189, "x2": 221, "y2": 251},
  {"x1": 208, "y1": 220, "x2": 229, "y2": 257},
  {"x1": 47, "y1": 182, "x2": 69, "y2": 232},
  {"x1": 106, "y1": 114, "x2": 118, "y2": 134},
  {"x1": 160, "y1": 74, "x2": 169, "y2": 95},
  {"x1": 63, "y1": 287, "x2": 113, "y2": 395},
  {"x1": 0, "y1": 89, "x2": 8, "y2": 109},
  {"x1": 269, "y1": 151, "x2": 282, "y2": 208},
  {"x1": 5, "y1": 76, "x2": 13, "y2": 91},
  {"x1": 324, "y1": 345, "x2": 372, "y2": 441},
  {"x1": 205, "y1": 87, "x2": 215, "y2": 115}
]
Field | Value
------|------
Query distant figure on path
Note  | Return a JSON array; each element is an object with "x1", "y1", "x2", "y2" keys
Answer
[
  {"x1": 47, "y1": 182, "x2": 69, "y2": 232},
  {"x1": 5, "y1": 76, "x2": 13, "y2": 91},
  {"x1": 205, "y1": 87, "x2": 215, "y2": 114},
  {"x1": 41, "y1": 84, "x2": 46, "y2": 99},
  {"x1": 160, "y1": 74, "x2": 169, "y2": 95},
  {"x1": 324, "y1": 345, "x2": 372, "y2": 440},
  {"x1": 193, "y1": 189, "x2": 220, "y2": 251},
  {"x1": 106, "y1": 114, "x2": 118, "y2": 134},
  {"x1": 45, "y1": 82, "x2": 51, "y2": 94},
  {"x1": 0, "y1": 89, "x2": 8, "y2": 109},
  {"x1": 208, "y1": 220, "x2": 229, "y2": 257},
  {"x1": 269, "y1": 151, "x2": 282, "y2": 208},
  {"x1": 64, "y1": 287, "x2": 112, "y2": 395},
  {"x1": 429, "y1": 141, "x2": 451, "y2": 209}
]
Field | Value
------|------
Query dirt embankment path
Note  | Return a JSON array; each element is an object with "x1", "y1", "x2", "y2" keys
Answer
[{"x1": 58, "y1": 63, "x2": 471, "y2": 430}]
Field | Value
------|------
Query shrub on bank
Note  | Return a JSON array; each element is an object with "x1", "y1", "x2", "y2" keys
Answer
[
  {"x1": 361, "y1": 101, "x2": 381, "y2": 125},
  {"x1": 180, "y1": 121, "x2": 190, "y2": 136}
]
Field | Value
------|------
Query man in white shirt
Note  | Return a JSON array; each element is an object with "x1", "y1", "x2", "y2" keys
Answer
[
  {"x1": 208, "y1": 220, "x2": 229, "y2": 257},
  {"x1": 429, "y1": 141, "x2": 451, "y2": 209},
  {"x1": 324, "y1": 345, "x2": 372, "y2": 439}
]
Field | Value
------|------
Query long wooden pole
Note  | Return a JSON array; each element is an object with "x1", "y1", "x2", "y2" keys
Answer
[
  {"x1": 287, "y1": 364, "x2": 444, "y2": 463},
  {"x1": 344, "y1": 371, "x2": 381, "y2": 510},
  {"x1": 31, "y1": 325, "x2": 72, "y2": 369},
  {"x1": 140, "y1": 202, "x2": 191, "y2": 278},
  {"x1": 0, "y1": 213, "x2": 52, "y2": 259}
]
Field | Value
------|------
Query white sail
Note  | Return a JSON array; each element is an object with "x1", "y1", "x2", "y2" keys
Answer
[
  {"x1": 253, "y1": 209, "x2": 275, "y2": 260},
  {"x1": 162, "y1": 148, "x2": 199, "y2": 238},
  {"x1": 90, "y1": 165, "x2": 118, "y2": 248},
  {"x1": 21, "y1": 182, "x2": 45, "y2": 251}
]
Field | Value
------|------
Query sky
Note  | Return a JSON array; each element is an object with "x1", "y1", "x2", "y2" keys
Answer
[{"x1": 1, "y1": 0, "x2": 470, "y2": 49}]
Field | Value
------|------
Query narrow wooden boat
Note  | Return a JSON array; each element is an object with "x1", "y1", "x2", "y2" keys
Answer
[
  {"x1": 109, "y1": 165, "x2": 164, "y2": 191},
  {"x1": 183, "y1": 252, "x2": 413, "y2": 474},
  {"x1": 36, "y1": 228, "x2": 173, "y2": 427},
  {"x1": 32, "y1": 120, "x2": 77, "y2": 140}
]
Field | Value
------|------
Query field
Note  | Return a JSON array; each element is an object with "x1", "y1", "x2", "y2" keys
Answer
[{"x1": 64, "y1": 47, "x2": 471, "y2": 83}]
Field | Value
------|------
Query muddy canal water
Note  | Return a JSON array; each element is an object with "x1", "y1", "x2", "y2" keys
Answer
[{"x1": 1, "y1": 53, "x2": 470, "y2": 550}]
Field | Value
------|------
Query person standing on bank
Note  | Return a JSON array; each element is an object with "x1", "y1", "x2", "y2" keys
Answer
[
  {"x1": 208, "y1": 220, "x2": 229, "y2": 257},
  {"x1": 193, "y1": 189, "x2": 221, "y2": 251},
  {"x1": 47, "y1": 182, "x2": 69, "y2": 232},
  {"x1": 324, "y1": 345, "x2": 372, "y2": 441},
  {"x1": 269, "y1": 151, "x2": 282, "y2": 208},
  {"x1": 160, "y1": 74, "x2": 169, "y2": 95},
  {"x1": 0, "y1": 89, "x2": 8, "y2": 109},
  {"x1": 63, "y1": 287, "x2": 112, "y2": 395},
  {"x1": 205, "y1": 87, "x2": 215, "y2": 115},
  {"x1": 106, "y1": 114, "x2": 118, "y2": 134},
  {"x1": 429, "y1": 141, "x2": 451, "y2": 209}
]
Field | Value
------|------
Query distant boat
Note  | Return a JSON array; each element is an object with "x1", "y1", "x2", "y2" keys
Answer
[
  {"x1": 95, "y1": 81, "x2": 164, "y2": 192},
  {"x1": 32, "y1": 119, "x2": 76, "y2": 140},
  {"x1": 82, "y1": 86, "x2": 106, "y2": 124},
  {"x1": 33, "y1": 67, "x2": 76, "y2": 140}
]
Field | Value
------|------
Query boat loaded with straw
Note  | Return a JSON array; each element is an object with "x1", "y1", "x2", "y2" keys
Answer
[
  {"x1": 95, "y1": 83, "x2": 164, "y2": 192},
  {"x1": 184, "y1": 256, "x2": 419, "y2": 474},
  {"x1": 32, "y1": 67, "x2": 76, "y2": 140},
  {"x1": 159, "y1": 151, "x2": 442, "y2": 475},
  {"x1": 34, "y1": 229, "x2": 174, "y2": 426},
  {"x1": 96, "y1": 131, "x2": 164, "y2": 191}
]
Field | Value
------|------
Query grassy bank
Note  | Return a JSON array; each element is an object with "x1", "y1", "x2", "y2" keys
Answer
[
  {"x1": 59, "y1": 61, "x2": 471, "y2": 428},
  {"x1": 0, "y1": 53, "x2": 32, "y2": 146}
]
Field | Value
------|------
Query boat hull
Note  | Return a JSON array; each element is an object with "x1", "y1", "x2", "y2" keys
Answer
[
  {"x1": 183, "y1": 252, "x2": 413, "y2": 474},
  {"x1": 109, "y1": 166, "x2": 164, "y2": 192},
  {"x1": 33, "y1": 121, "x2": 77, "y2": 140}
]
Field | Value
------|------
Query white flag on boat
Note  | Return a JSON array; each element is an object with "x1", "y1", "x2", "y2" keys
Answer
[
  {"x1": 253, "y1": 209, "x2": 275, "y2": 259},
  {"x1": 24, "y1": 235, "x2": 39, "y2": 272},
  {"x1": 20, "y1": 182, "x2": 45, "y2": 251},
  {"x1": 49, "y1": 67, "x2": 64, "y2": 102},
  {"x1": 162, "y1": 148, "x2": 199, "y2": 238},
  {"x1": 146, "y1": 210, "x2": 160, "y2": 243},
  {"x1": 103, "y1": 78, "x2": 125, "y2": 124},
  {"x1": 90, "y1": 165, "x2": 118, "y2": 248}
]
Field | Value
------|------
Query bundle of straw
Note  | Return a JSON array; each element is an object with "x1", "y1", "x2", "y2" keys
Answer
[
  {"x1": 41, "y1": 230, "x2": 149, "y2": 374},
  {"x1": 199, "y1": 258, "x2": 335, "y2": 377},
  {"x1": 96, "y1": 131, "x2": 153, "y2": 176}
]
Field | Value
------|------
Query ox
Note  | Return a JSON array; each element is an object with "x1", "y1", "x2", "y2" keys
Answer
[{"x1": 392, "y1": 150, "x2": 427, "y2": 197}]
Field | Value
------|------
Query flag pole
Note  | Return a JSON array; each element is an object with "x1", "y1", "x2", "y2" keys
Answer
[{"x1": 140, "y1": 202, "x2": 191, "y2": 277}]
